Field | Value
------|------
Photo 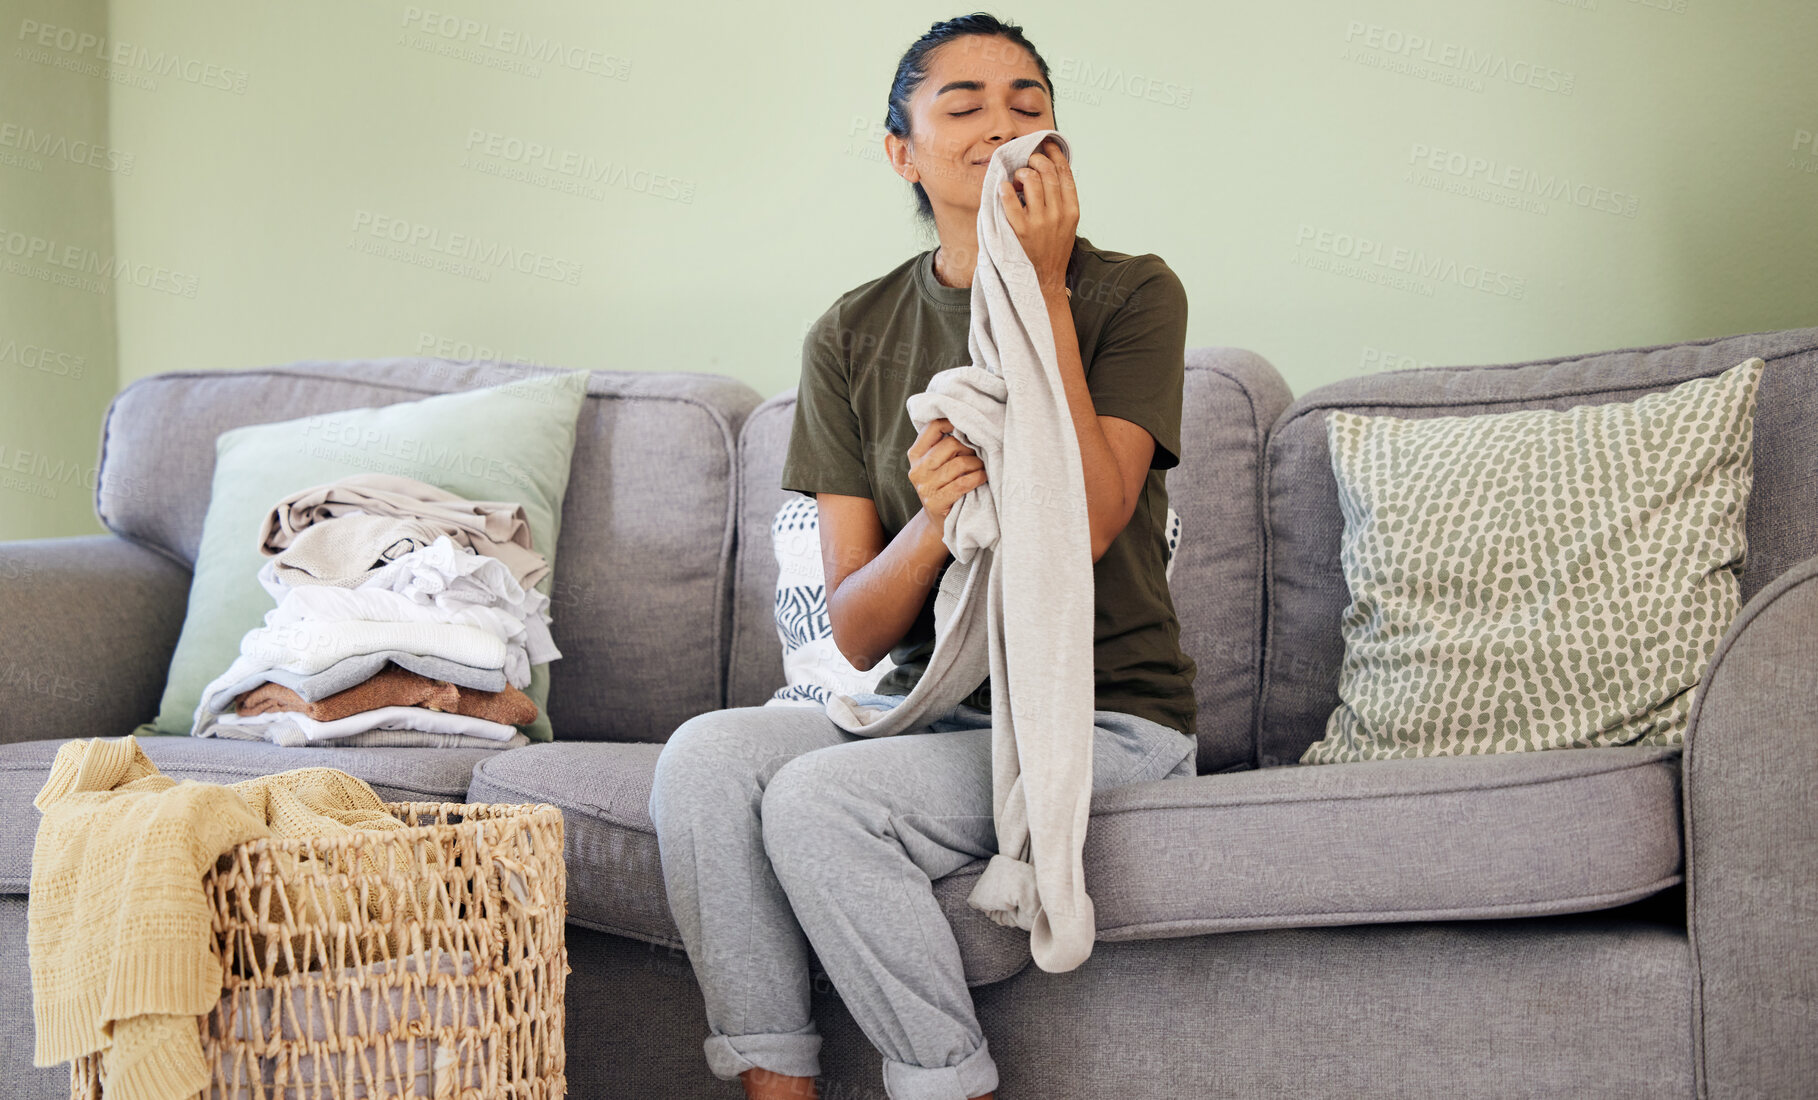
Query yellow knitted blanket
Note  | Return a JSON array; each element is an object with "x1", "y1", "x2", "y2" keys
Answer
[{"x1": 28, "y1": 735, "x2": 405, "y2": 1100}]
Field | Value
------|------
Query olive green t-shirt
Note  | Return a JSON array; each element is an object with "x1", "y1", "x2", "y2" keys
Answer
[{"x1": 778, "y1": 235, "x2": 1198, "y2": 740}]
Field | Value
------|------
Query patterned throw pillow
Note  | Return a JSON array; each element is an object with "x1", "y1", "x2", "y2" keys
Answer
[
  {"x1": 768, "y1": 495, "x2": 1183, "y2": 706},
  {"x1": 1300, "y1": 356, "x2": 1764, "y2": 765}
]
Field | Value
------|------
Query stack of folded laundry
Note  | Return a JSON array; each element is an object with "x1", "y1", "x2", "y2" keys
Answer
[{"x1": 192, "y1": 472, "x2": 560, "y2": 749}]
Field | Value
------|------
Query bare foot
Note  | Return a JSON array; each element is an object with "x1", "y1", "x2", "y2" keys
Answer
[
  {"x1": 741, "y1": 1066, "x2": 818, "y2": 1100},
  {"x1": 741, "y1": 1065, "x2": 992, "y2": 1099}
]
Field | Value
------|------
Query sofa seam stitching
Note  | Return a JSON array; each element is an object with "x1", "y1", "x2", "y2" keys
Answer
[
  {"x1": 1089, "y1": 749, "x2": 1681, "y2": 814},
  {"x1": 1271, "y1": 338, "x2": 1817, "y2": 436},
  {"x1": 1097, "y1": 872, "x2": 1686, "y2": 935}
]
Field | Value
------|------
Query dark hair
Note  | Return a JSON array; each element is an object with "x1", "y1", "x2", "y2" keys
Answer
[{"x1": 885, "y1": 14, "x2": 1056, "y2": 226}]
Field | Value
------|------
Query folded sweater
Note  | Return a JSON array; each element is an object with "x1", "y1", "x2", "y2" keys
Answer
[
  {"x1": 263, "y1": 512, "x2": 451, "y2": 589},
  {"x1": 212, "y1": 705, "x2": 520, "y2": 745},
  {"x1": 234, "y1": 662, "x2": 538, "y2": 726},
  {"x1": 200, "y1": 648, "x2": 508, "y2": 709},
  {"x1": 259, "y1": 472, "x2": 550, "y2": 589},
  {"x1": 820, "y1": 129, "x2": 1100, "y2": 973}
]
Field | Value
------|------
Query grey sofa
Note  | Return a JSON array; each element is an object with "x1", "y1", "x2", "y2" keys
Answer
[{"x1": 2, "y1": 325, "x2": 1814, "y2": 1099}]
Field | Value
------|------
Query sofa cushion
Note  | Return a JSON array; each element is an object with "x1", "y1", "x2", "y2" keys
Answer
[
  {"x1": 1304, "y1": 357, "x2": 1762, "y2": 764},
  {"x1": 1085, "y1": 744, "x2": 1683, "y2": 940},
  {"x1": 466, "y1": 742, "x2": 1036, "y2": 987},
  {"x1": 472, "y1": 739, "x2": 1678, "y2": 970},
  {"x1": 732, "y1": 347, "x2": 1292, "y2": 776},
  {"x1": 0, "y1": 737, "x2": 498, "y2": 892},
  {"x1": 1260, "y1": 326, "x2": 1818, "y2": 769},
  {"x1": 94, "y1": 359, "x2": 763, "y2": 742}
]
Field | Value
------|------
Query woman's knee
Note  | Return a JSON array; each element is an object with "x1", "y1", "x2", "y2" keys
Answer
[
  {"x1": 757, "y1": 750, "x2": 856, "y2": 846},
  {"x1": 759, "y1": 748, "x2": 900, "y2": 868},
  {"x1": 651, "y1": 707, "x2": 844, "y2": 822},
  {"x1": 656, "y1": 707, "x2": 742, "y2": 765},
  {"x1": 757, "y1": 750, "x2": 830, "y2": 821},
  {"x1": 649, "y1": 709, "x2": 762, "y2": 820}
]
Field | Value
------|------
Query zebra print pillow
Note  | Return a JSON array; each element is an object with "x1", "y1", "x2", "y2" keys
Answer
[{"x1": 767, "y1": 495, "x2": 1183, "y2": 707}]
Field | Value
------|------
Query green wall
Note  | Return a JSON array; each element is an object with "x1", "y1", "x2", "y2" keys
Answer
[
  {"x1": 5, "y1": 0, "x2": 1815, "y2": 541},
  {"x1": 2, "y1": 0, "x2": 115, "y2": 540}
]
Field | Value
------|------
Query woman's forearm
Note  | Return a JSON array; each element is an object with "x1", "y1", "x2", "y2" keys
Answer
[{"x1": 829, "y1": 506, "x2": 953, "y2": 672}]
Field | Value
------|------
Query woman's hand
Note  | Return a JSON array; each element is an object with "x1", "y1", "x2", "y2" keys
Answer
[
  {"x1": 1000, "y1": 136, "x2": 1079, "y2": 298},
  {"x1": 907, "y1": 418, "x2": 986, "y2": 524}
]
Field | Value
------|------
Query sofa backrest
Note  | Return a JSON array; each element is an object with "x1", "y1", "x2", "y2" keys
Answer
[
  {"x1": 96, "y1": 358, "x2": 763, "y2": 743},
  {"x1": 730, "y1": 347, "x2": 1292, "y2": 776},
  {"x1": 1257, "y1": 326, "x2": 1818, "y2": 769}
]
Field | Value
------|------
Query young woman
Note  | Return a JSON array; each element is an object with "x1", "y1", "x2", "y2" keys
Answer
[{"x1": 648, "y1": 14, "x2": 1199, "y2": 1100}]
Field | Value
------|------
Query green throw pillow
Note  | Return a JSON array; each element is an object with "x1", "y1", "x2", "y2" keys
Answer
[
  {"x1": 1301, "y1": 356, "x2": 1764, "y2": 765},
  {"x1": 137, "y1": 367, "x2": 591, "y2": 744}
]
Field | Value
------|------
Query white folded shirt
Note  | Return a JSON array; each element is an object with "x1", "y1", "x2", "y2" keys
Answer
[
  {"x1": 257, "y1": 535, "x2": 560, "y2": 665},
  {"x1": 259, "y1": 586, "x2": 541, "y2": 685},
  {"x1": 236, "y1": 619, "x2": 514, "y2": 681},
  {"x1": 202, "y1": 719, "x2": 529, "y2": 750}
]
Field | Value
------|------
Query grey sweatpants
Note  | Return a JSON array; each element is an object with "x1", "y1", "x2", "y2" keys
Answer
[{"x1": 646, "y1": 690, "x2": 1198, "y2": 1100}]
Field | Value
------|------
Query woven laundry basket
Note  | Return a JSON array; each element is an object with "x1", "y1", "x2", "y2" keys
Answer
[{"x1": 70, "y1": 801, "x2": 568, "y2": 1100}]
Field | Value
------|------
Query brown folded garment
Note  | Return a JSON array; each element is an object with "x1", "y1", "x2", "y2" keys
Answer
[{"x1": 235, "y1": 662, "x2": 538, "y2": 726}]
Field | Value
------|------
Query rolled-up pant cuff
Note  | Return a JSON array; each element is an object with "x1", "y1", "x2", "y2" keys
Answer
[
  {"x1": 881, "y1": 1036, "x2": 999, "y2": 1100},
  {"x1": 703, "y1": 1023, "x2": 822, "y2": 1082}
]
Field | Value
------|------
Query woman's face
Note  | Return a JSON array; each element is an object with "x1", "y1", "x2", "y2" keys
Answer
[{"x1": 890, "y1": 36, "x2": 1055, "y2": 217}]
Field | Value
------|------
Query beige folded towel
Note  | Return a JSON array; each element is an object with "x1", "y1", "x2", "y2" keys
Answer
[{"x1": 259, "y1": 472, "x2": 550, "y2": 589}]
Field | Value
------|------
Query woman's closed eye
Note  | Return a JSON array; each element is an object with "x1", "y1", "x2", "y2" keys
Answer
[{"x1": 950, "y1": 109, "x2": 1042, "y2": 117}]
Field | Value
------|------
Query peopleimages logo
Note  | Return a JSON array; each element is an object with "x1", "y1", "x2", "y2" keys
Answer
[
  {"x1": 1294, "y1": 223, "x2": 1527, "y2": 299},
  {"x1": 0, "y1": 225, "x2": 199, "y2": 297},
  {"x1": 461, "y1": 129, "x2": 696, "y2": 203},
  {"x1": 1793, "y1": 129, "x2": 1818, "y2": 175},
  {"x1": 1342, "y1": 21, "x2": 1575, "y2": 96},
  {"x1": 1050, "y1": 53, "x2": 1192, "y2": 109},
  {"x1": 0, "y1": 338, "x2": 86, "y2": 378},
  {"x1": 1360, "y1": 345, "x2": 1436, "y2": 374},
  {"x1": 1409, "y1": 142, "x2": 1640, "y2": 217},
  {"x1": 14, "y1": 19, "x2": 249, "y2": 93},
  {"x1": 0, "y1": 121, "x2": 135, "y2": 174},
  {"x1": 348, "y1": 210, "x2": 583, "y2": 286},
  {"x1": 0, "y1": 442, "x2": 100, "y2": 499},
  {"x1": 297, "y1": 415, "x2": 535, "y2": 492},
  {"x1": 399, "y1": 6, "x2": 631, "y2": 80}
]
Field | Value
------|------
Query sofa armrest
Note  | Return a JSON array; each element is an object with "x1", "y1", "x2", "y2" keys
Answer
[
  {"x1": 0, "y1": 535, "x2": 190, "y2": 745},
  {"x1": 1684, "y1": 552, "x2": 1818, "y2": 1099}
]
